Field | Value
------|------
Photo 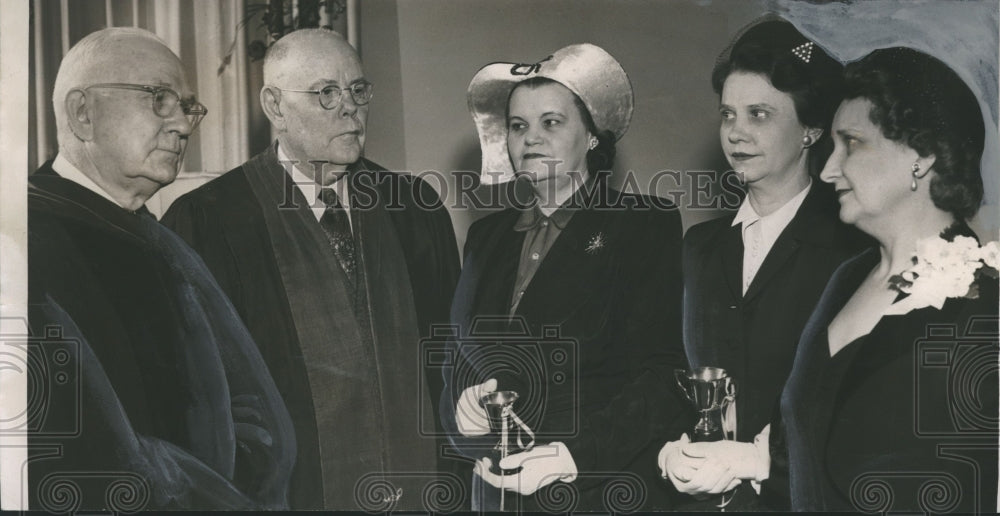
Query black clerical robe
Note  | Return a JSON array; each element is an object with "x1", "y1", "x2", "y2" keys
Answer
[
  {"x1": 26, "y1": 165, "x2": 296, "y2": 511},
  {"x1": 162, "y1": 146, "x2": 461, "y2": 510}
]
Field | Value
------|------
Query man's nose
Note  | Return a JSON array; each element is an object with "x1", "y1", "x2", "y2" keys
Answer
[
  {"x1": 338, "y1": 92, "x2": 359, "y2": 116},
  {"x1": 163, "y1": 108, "x2": 193, "y2": 136}
]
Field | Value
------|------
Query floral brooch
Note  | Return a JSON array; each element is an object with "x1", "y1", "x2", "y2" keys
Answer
[
  {"x1": 885, "y1": 234, "x2": 999, "y2": 316},
  {"x1": 585, "y1": 232, "x2": 606, "y2": 254}
]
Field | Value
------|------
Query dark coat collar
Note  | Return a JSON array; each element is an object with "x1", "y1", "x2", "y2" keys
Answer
[
  {"x1": 29, "y1": 161, "x2": 155, "y2": 240},
  {"x1": 718, "y1": 181, "x2": 848, "y2": 302},
  {"x1": 742, "y1": 182, "x2": 846, "y2": 301}
]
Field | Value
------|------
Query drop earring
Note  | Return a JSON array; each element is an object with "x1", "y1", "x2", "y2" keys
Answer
[{"x1": 910, "y1": 162, "x2": 920, "y2": 191}]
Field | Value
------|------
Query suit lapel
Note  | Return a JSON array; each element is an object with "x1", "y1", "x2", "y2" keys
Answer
[
  {"x1": 453, "y1": 210, "x2": 522, "y2": 326},
  {"x1": 743, "y1": 231, "x2": 801, "y2": 302},
  {"x1": 515, "y1": 205, "x2": 612, "y2": 322},
  {"x1": 349, "y1": 167, "x2": 381, "y2": 278},
  {"x1": 743, "y1": 183, "x2": 835, "y2": 303},
  {"x1": 720, "y1": 223, "x2": 744, "y2": 301}
]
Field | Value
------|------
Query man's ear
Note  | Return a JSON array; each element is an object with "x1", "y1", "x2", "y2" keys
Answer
[
  {"x1": 65, "y1": 89, "x2": 94, "y2": 141},
  {"x1": 260, "y1": 87, "x2": 286, "y2": 132}
]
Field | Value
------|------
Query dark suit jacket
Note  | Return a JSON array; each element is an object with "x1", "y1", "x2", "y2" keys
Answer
[
  {"x1": 777, "y1": 244, "x2": 999, "y2": 512},
  {"x1": 682, "y1": 182, "x2": 869, "y2": 508},
  {"x1": 162, "y1": 149, "x2": 460, "y2": 510},
  {"x1": 683, "y1": 182, "x2": 869, "y2": 441},
  {"x1": 442, "y1": 184, "x2": 691, "y2": 511}
]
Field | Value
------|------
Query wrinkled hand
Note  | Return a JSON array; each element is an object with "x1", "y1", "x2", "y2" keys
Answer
[
  {"x1": 659, "y1": 435, "x2": 765, "y2": 495},
  {"x1": 231, "y1": 394, "x2": 277, "y2": 491},
  {"x1": 455, "y1": 379, "x2": 496, "y2": 436},
  {"x1": 232, "y1": 394, "x2": 273, "y2": 453},
  {"x1": 474, "y1": 442, "x2": 577, "y2": 495}
]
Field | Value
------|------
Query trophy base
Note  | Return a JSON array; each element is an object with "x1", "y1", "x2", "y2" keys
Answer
[{"x1": 691, "y1": 427, "x2": 725, "y2": 443}]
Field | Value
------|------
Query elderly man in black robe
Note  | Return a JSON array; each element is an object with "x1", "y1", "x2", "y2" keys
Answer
[
  {"x1": 26, "y1": 27, "x2": 295, "y2": 511},
  {"x1": 162, "y1": 29, "x2": 461, "y2": 510}
]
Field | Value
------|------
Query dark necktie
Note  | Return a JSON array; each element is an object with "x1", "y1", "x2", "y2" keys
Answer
[
  {"x1": 319, "y1": 187, "x2": 356, "y2": 286},
  {"x1": 134, "y1": 205, "x2": 154, "y2": 219}
]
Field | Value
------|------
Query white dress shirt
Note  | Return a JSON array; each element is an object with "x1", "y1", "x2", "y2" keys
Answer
[
  {"x1": 51, "y1": 154, "x2": 125, "y2": 208},
  {"x1": 277, "y1": 144, "x2": 352, "y2": 230},
  {"x1": 731, "y1": 180, "x2": 811, "y2": 295}
]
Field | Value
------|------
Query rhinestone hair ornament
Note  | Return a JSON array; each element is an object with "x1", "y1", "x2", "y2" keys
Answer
[
  {"x1": 712, "y1": 14, "x2": 834, "y2": 75},
  {"x1": 792, "y1": 41, "x2": 815, "y2": 63}
]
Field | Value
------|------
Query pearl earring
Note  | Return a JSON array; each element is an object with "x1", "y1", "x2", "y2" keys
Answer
[
  {"x1": 910, "y1": 162, "x2": 920, "y2": 191},
  {"x1": 802, "y1": 135, "x2": 814, "y2": 147},
  {"x1": 588, "y1": 137, "x2": 598, "y2": 150}
]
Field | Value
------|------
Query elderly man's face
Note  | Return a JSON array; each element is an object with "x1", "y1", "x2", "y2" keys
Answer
[
  {"x1": 275, "y1": 39, "x2": 368, "y2": 176},
  {"x1": 86, "y1": 38, "x2": 195, "y2": 198}
]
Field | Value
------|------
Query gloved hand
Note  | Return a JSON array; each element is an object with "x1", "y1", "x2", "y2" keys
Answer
[
  {"x1": 658, "y1": 433, "x2": 768, "y2": 495},
  {"x1": 474, "y1": 442, "x2": 577, "y2": 495},
  {"x1": 455, "y1": 378, "x2": 496, "y2": 436}
]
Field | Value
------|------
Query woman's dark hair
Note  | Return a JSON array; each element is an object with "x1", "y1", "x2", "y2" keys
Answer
[
  {"x1": 508, "y1": 77, "x2": 617, "y2": 173},
  {"x1": 712, "y1": 18, "x2": 844, "y2": 172},
  {"x1": 844, "y1": 47, "x2": 985, "y2": 220}
]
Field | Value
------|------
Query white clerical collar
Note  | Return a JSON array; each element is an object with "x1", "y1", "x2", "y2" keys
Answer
[
  {"x1": 731, "y1": 179, "x2": 812, "y2": 229},
  {"x1": 51, "y1": 154, "x2": 126, "y2": 209},
  {"x1": 276, "y1": 143, "x2": 351, "y2": 225}
]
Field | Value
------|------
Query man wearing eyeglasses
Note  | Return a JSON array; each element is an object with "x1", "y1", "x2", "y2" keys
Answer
[
  {"x1": 163, "y1": 29, "x2": 460, "y2": 510},
  {"x1": 27, "y1": 27, "x2": 295, "y2": 510}
]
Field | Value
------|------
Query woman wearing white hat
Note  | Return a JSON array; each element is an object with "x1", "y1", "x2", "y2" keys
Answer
[{"x1": 440, "y1": 44, "x2": 690, "y2": 511}]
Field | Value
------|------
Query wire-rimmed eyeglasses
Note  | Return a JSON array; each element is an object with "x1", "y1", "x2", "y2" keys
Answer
[
  {"x1": 272, "y1": 80, "x2": 374, "y2": 110},
  {"x1": 82, "y1": 83, "x2": 207, "y2": 130}
]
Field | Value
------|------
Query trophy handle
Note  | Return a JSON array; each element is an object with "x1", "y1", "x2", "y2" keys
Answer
[
  {"x1": 674, "y1": 369, "x2": 693, "y2": 403},
  {"x1": 721, "y1": 377, "x2": 737, "y2": 441}
]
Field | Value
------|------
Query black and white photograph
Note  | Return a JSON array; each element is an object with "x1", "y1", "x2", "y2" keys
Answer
[{"x1": 0, "y1": 0, "x2": 997, "y2": 512}]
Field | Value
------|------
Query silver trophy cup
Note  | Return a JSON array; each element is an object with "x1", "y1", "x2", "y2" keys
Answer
[
  {"x1": 674, "y1": 367, "x2": 737, "y2": 443},
  {"x1": 674, "y1": 367, "x2": 739, "y2": 511},
  {"x1": 480, "y1": 390, "x2": 534, "y2": 511},
  {"x1": 480, "y1": 390, "x2": 534, "y2": 473}
]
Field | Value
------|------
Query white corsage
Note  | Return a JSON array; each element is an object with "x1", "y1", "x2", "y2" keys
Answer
[{"x1": 885, "y1": 235, "x2": 999, "y2": 316}]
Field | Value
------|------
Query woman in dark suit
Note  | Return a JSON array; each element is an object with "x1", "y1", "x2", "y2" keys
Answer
[
  {"x1": 658, "y1": 18, "x2": 868, "y2": 509},
  {"x1": 440, "y1": 43, "x2": 689, "y2": 512},
  {"x1": 777, "y1": 47, "x2": 998, "y2": 513}
]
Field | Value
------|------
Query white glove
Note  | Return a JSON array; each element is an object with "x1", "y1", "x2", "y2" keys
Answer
[
  {"x1": 659, "y1": 430, "x2": 769, "y2": 495},
  {"x1": 455, "y1": 378, "x2": 496, "y2": 436},
  {"x1": 473, "y1": 442, "x2": 577, "y2": 495}
]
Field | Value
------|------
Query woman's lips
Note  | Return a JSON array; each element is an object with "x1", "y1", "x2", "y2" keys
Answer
[
  {"x1": 730, "y1": 152, "x2": 757, "y2": 162},
  {"x1": 522, "y1": 153, "x2": 549, "y2": 160}
]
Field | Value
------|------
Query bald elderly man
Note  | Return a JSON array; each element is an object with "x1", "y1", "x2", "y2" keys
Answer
[
  {"x1": 163, "y1": 29, "x2": 460, "y2": 510},
  {"x1": 27, "y1": 28, "x2": 294, "y2": 510}
]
